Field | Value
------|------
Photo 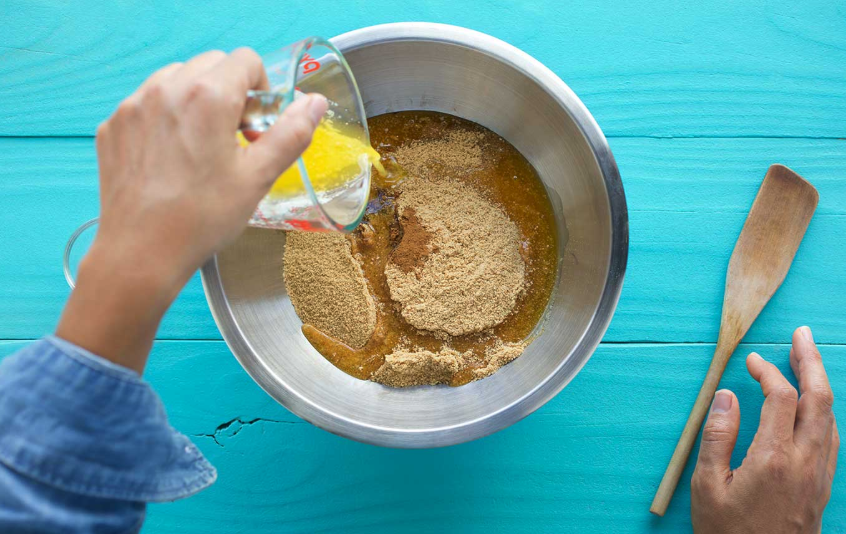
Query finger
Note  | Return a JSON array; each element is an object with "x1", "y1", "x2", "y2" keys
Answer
[
  {"x1": 116, "y1": 63, "x2": 183, "y2": 112},
  {"x1": 173, "y1": 49, "x2": 227, "y2": 85},
  {"x1": 791, "y1": 327, "x2": 835, "y2": 450},
  {"x1": 200, "y1": 47, "x2": 269, "y2": 96},
  {"x1": 811, "y1": 415, "x2": 837, "y2": 510},
  {"x1": 244, "y1": 93, "x2": 327, "y2": 187},
  {"x1": 747, "y1": 352, "x2": 798, "y2": 444},
  {"x1": 828, "y1": 418, "x2": 840, "y2": 482},
  {"x1": 792, "y1": 326, "x2": 833, "y2": 404},
  {"x1": 695, "y1": 389, "x2": 740, "y2": 481},
  {"x1": 136, "y1": 62, "x2": 183, "y2": 93}
]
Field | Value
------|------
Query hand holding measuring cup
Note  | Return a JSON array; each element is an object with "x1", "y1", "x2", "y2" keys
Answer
[
  {"x1": 56, "y1": 46, "x2": 343, "y2": 370},
  {"x1": 90, "y1": 48, "x2": 329, "y2": 285},
  {"x1": 64, "y1": 38, "x2": 376, "y2": 288}
]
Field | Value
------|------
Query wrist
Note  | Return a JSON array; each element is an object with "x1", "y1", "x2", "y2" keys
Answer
[
  {"x1": 55, "y1": 240, "x2": 188, "y2": 373},
  {"x1": 81, "y1": 239, "x2": 188, "y2": 306}
]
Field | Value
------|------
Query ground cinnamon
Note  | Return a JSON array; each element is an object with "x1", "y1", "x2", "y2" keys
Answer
[{"x1": 388, "y1": 207, "x2": 437, "y2": 274}]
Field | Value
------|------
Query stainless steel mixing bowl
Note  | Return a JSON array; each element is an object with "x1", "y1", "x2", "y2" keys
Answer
[{"x1": 201, "y1": 23, "x2": 628, "y2": 448}]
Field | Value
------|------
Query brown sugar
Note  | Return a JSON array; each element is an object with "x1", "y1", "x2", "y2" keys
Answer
[
  {"x1": 283, "y1": 232, "x2": 376, "y2": 349},
  {"x1": 385, "y1": 176, "x2": 526, "y2": 336}
]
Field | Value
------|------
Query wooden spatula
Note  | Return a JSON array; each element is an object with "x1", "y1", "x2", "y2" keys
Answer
[{"x1": 650, "y1": 164, "x2": 819, "y2": 516}]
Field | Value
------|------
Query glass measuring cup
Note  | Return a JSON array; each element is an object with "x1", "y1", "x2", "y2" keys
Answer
[
  {"x1": 64, "y1": 37, "x2": 373, "y2": 288},
  {"x1": 242, "y1": 37, "x2": 373, "y2": 231}
]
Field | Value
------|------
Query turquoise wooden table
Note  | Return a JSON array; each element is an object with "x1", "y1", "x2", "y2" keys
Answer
[{"x1": 2, "y1": 0, "x2": 845, "y2": 532}]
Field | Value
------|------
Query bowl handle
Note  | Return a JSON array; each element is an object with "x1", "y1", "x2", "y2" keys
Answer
[{"x1": 63, "y1": 218, "x2": 99, "y2": 289}]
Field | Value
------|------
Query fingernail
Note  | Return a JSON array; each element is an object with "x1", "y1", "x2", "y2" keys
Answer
[
  {"x1": 307, "y1": 94, "x2": 328, "y2": 127},
  {"x1": 750, "y1": 352, "x2": 763, "y2": 360},
  {"x1": 801, "y1": 326, "x2": 814, "y2": 343},
  {"x1": 712, "y1": 390, "x2": 733, "y2": 414}
]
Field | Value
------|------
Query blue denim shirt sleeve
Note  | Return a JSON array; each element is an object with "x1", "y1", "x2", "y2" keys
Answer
[{"x1": 0, "y1": 337, "x2": 217, "y2": 533}]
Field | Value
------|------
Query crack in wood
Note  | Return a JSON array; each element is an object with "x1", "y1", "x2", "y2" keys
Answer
[{"x1": 193, "y1": 417, "x2": 303, "y2": 447}]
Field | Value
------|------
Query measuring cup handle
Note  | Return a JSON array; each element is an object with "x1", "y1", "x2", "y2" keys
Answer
[
  {"x1": 63, "y1": 218, "x2": 99, "y2": 289},
  {"x1": 240, "y1": 90, "x2": 287, "y2": 134}
]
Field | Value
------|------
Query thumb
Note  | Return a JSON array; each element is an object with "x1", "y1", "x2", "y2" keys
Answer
[
  {"x1": 696, "y1": 389, "x2": 740, "y2": 479},
  {"x1": 245, "y1": 93, "x2": 328, "y2": 186}
]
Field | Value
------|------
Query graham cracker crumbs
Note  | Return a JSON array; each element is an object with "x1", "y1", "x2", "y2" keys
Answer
[
  {"x1": 385, "y1": 176, "x2": 526, "y2": 336},
  {"x1": 283, "y1": 231, "x2": 376, "y2": 349},
  {"x1": 372, "y1": 347, "x2": 466, "y2": 387},
  {"x1": 393, "y1": 130, "x2": 484, "y2": 180},
  {"x1": 472, "y1": 340, "x2": 528, "y2": 380},
  {"x1": 372, "y1": 340, "x2": 529, "y2": 387}
]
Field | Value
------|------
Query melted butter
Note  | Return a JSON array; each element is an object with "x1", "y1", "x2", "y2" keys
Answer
[
  {"x1": 238, "y1": 121, "x2": 385, "y2": 197},
  {"x1": 302, "y1": 111, "x2": 558, "y2": 386}
]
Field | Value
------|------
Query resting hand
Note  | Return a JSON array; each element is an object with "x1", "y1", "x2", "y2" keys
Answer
[{"x1": 691, "y1": 326, "x2": 839, "y2": 533}]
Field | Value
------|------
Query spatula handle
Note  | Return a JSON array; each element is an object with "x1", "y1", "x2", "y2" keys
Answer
[{"x1": 650, "y1": 342, "x2": 736, "y2": 516}]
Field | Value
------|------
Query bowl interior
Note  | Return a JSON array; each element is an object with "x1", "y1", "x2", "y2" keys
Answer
[{"x1": 207, "y1": 30, "x2": 620, "y2": 447}]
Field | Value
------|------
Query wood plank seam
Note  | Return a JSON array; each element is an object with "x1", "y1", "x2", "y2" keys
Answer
[{"x1": 5, "y1": 340, "x2": 846, "y2": 347}]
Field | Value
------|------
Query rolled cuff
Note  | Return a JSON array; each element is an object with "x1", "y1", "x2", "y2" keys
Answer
[{"x1": 0, "y1": 337, "x2": 216, "y2": 502}]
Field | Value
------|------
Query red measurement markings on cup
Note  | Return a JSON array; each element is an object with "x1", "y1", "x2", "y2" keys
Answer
[{"x1": 300, "y1": 52, "x2": 320, "y2": 74}]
